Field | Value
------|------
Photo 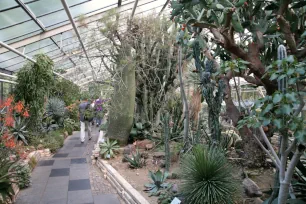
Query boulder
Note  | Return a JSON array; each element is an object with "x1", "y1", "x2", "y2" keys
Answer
[
  {"x1": 133, "y1": 139, "x2": 154, "y2": 149},
  {"x1": 123, "y1": 145, "x2": 135, "y2": 155},
  {"x1": 37, "y1": 144, "x2": 44, "y2": 150},
  {"x1": 141, "y1": 152, "x2": 149, "y2": 159},
  {"x1": 172, "y1": 184, "x2": 178, "y2": 193},
  {"x1": 145, "y1": 143, "x2": 154, "y2": 150},
  {"x1": 153, "y1": 152, "x2": 165, "y2": 159},
  {"x1": 243, "y1": 178, "x2": 263, "y2": 197}
]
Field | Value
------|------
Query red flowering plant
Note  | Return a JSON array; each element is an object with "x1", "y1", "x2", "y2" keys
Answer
[{"x1": 0, "y1": 96, "x2": 30, "y2": 148}]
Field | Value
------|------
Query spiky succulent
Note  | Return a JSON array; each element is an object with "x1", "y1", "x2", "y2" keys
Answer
[
  {"x1": 124, "y1": 149, "x2": 146, "y2": 169},
  {"x1": 144, "y1": 170, "x2": 170, "y2": 196},
  {"x1": 180, "y1": 145, "x2": 240, "y2": 204},
  {"x1": 46, "y1": 97, "x2": 66, "y2": 119}
]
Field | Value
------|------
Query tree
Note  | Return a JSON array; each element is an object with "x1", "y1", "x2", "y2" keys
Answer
[{"x1": 170, "y1": 0, "x2": 306, "y2": 167}]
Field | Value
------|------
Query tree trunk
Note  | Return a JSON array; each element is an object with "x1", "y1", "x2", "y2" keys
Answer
[
  {"x1": 107, "y1": 54, "x2": 136, "y2": 145},
  {"x1": 223, "y1": 77, "x2": 266, "y2": 167}
]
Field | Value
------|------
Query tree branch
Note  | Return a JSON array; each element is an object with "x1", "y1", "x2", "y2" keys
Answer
[
  {"x1": 277, "y1": 15, "x2": 297, "y2": 54},
  {"x1": 285, "y1": 138, "x2": 297, "y2": 156}
]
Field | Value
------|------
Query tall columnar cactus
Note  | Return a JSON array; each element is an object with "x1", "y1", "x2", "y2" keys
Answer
[
  {"x1": 277, "y1": 45, "x2": 288, "y2": 93},
  {"x1": 193, "y1": 42, "x2": 224, "y2": 142},
  {"x1": 163, "y1": 112, "x2": 170, "y2": 171}
]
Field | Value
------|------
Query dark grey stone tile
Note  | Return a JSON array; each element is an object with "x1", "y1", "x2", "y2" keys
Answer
[
  {"x1": 68, "y1": 179, "x2": 91, "y2": 191},
  {"x1": 53, "y1": 153, "x2": 69, "y2": 158},
  {"x1": 53, "y1": 159, "x2": 71, "y2": 168},
  {"x1": 50, "y1": 168, "x2": 70, "y2": 177},
  {"x1": 93, "y1": 194, "x2": 121, "y2": 204},
  {"x1": 67, "y1": 190, "x2": 93, "y2": 204},
  {"x1": 71, "y1": 158, "x2": 87, "y2": 164},
  {"x1": 37, "y1": 160, "x2": 54, "y2": 166}
]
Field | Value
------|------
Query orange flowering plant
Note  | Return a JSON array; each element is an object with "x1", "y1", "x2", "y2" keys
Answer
[{"x1": 0, "y1": 96, "x2": 30, "y2": 148}]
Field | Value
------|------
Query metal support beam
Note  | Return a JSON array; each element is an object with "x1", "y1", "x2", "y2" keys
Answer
[
  {"x1": 0, "y1": 79, "x2": 17, "y2": 84},
  {"x1": 61, "y1": 0, "x2": 94, "y2": 74},
  {"x1": 0, "y1": 72, "x2": 17, "y2": 79}
]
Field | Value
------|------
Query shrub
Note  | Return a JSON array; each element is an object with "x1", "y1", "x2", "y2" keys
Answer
[
  {"x1": 124, "y1": 149, "x2": 146, "y2": 169},
  {"x1": 46, "y1": 97, "x2": 66, "y2": 124},
  {"x1": 180, "y1": 145, "x2": 240, "y2": 204},
  {"x1": 16, "y1": 164, "x2": 31, "y2": 189},
  {"x1": 0, "y1": 147, "x2": 30, "y2": 202}
]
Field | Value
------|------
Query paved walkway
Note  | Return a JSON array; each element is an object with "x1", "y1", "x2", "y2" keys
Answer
[{"x1": 16, "y1": 128, "x2": 123, "y2": 204}]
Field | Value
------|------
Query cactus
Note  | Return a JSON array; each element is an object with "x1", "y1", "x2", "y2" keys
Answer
[
  {"x1": 277, "y1": 45, "x2": 287, "y2": 93},
  {"x1": 163, "y1": 112, "x2": 171, "y2": 171}
]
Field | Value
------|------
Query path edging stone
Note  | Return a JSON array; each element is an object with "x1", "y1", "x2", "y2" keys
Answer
[{"x1": 96, "y1": 159, "x2": 150, "y2": 204}]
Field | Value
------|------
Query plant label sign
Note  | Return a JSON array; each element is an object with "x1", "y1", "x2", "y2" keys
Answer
[{"x1": 171, "y1": 197, "x2": 181, "y2": 204}]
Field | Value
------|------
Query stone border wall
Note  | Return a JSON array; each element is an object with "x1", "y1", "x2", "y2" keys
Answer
[{"x1": 96, "y1": 159, "x2": 150, "y2": 204}]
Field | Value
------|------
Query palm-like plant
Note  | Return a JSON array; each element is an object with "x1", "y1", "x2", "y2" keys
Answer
[
  {"x1": 99, "y1": 138, "x2": 120, "y2": 159},
  {"x1": 180, "y1": 145, "x2": 240, "y2": 204},
  {"x1": 144, "y1": 170, "x2": 170, "y2": 196},
  {"x1": 124, "y1": 149, "x2": 146, "y2": 169}
]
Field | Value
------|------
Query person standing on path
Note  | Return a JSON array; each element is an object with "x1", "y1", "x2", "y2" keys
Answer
[{"x1": 79, "y1": 99, "x2": 93, "y2": 143}]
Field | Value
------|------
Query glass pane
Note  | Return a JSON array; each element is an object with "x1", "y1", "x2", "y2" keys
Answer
[
  {"x1": 5, "y1": 30, "x2": 42, "y2": 44},
  {"x1": 6, "y1": 61, "x2": 26, "y2": 72},
  {"x1": 0, "y1": 56, "x2": 25, "y2": 68},
  {"x1": 0, "y1": 0, "x2": 18, "y2": 10},
  {"x1": 38, "y1": 10, "x2": 68, "y2": 28},
  {"x1": 70, "y1": 0, "x2": 117, "y2": 18},
  {"x1": 0, "y1": 51, "x2": 20, "y2": 63},
  {"x1": 24, "y1": 38, "x2": 54, "y2": 54},
  {"x1": 0, "y1": 21, "x2": 41, "y2": 42},
  {"x1": 27, "y1": 0, "x2": 63, "y2": 17},
  {"x1": 0, "y1": 7, "x2": 30, "y2": 29}
]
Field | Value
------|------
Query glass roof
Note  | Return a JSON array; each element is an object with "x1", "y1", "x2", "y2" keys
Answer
[{"x1": 0, "y1": 0, "x2": 170, "y2": 85}]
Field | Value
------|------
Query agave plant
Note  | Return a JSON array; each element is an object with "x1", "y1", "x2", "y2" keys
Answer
[
  {"x1": 99, "y1": 138, "x2": 120, "y2": 159},
  {"x1": 124, "y1": 149, "x2": 146, "y2": 169},
  {"x1": 144, "y1": 170, "x2": 170, "y2": 196},
  {"x1": 9, "y1": 116, "x2": 29, "y2": 145},
  {"x1": 180, "y1": 145, "x2": 240, "y2": 204},
  {"x1": 46, "y1": 97, "x2": 66, "y2": 124}
]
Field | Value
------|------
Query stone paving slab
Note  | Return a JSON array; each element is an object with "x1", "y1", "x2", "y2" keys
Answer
[{"x1": 16, "y1": 129, "x2": 123, "y2": 204}]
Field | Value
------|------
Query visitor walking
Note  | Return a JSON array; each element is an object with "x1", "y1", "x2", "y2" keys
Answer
[
  {"x1": 79, "y1": 99, "x2": 93, "y2": 143},
  {"x1": 95, "y1": 98, "x2": 103, "y2": 127}
]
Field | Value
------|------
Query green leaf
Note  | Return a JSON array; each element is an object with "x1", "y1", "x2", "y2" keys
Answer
[
  {"x1": 262, "y1": 118, "x2": 271, "y2": 126},
  {"x1": 289, "y1": 122, "x2": 298, "y2": 131},
  {"x1": 207, "y1": 9, "x2": 211, "y2": 18},
  {"x1": 235, "y1": 0, "x2": 247, "y2": 7},
  {"x1": 285, "y1": 93, "x2": 296, "y2": 101},
  {"x1": 231, "y1": 15, "x2": 244, "y2": 32},
  {"x1": 270, "y1": 73, "x2": 279, "y2": 80},
  {"x1": 295, "y1": 130, "x2": 306, "y2": 143},
  {"x1": 216, "y1": 4, "x2": 224, "y2": 9},
  {"x1": 273, "y1": 119, "x2": 282, "y2": 129},
  {"x1": 273, "y1": 93, "x2": 283, "y2": 104},
  {"x1": 262, "y1": 104, "x2": 273, "y2": 114},
  {"x1": 301, "y1": 30, "x2": 306, "y2": 38},
  {"x1": 277, "y1": 74, "x2": 287, "y2": 81},
  {"x1": 281, "y1": 104, "x2": 292, "y2": 115},
  {"x1": 296, "y1": 68, "x2": 305, "y2": 75},
  {"x1": 287, "y1": 69, "x2": 295, "y2": 75},
  {"x1": 285, "y1": 55, "x2": 295, "y2": 63},
  {"x1": 288, "y1": 78, "x2": 297, "y2": 85},
  {"x1": 291, "y1": 1, "x2": 306, "y2": 9}
]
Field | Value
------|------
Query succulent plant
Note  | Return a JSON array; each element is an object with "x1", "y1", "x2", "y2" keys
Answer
[
  {"x1": 124, "y1": 149, "x2": 146, "y2": 169},
  {"x1": 144, "y1": 170, "x2": 170, "y2": 196}
]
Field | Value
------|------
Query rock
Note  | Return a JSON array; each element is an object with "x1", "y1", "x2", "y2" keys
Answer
[
  {"x1": 172, "y1": 184, "x2": 178, "y2": 193},
  {"x1": 123, "y1": 145, "x2": 134, "y2": 155},
  {"x1": 243, "y1": 178, "x2": 262, "y2": 197},
  {"x1": 141, "y1": 152, "x2": 149, "y2": 159},
  {"x1": 134, "y1": 139, "x2": 154, "y2": 149},
  {"x1": 136, "y1": 173, "x2": 139, "y2": 176},
  {"x1": 170, "y1": 173, "x2": 179, "y2": 179},
  {"x1": 254, "y1": 198, "x2": 264, "y2": 204},
  {"x1": 92, "y1": 160, "x2": 96, "y2": 165},
  {"x1": 64, "y1": 131, "x2": 69, "y2": 137},
  {"x1": 122, "y1": 155, "x2": 129, "y2": 162},
  {"x1": 153, "y1": 152, "x2": 165, "y2": 159},
  {"x1": 145, "y1": 144, "x2": 153, "y2": 150},
  {"x1": 37, "y1": 144, "x2": 44, "y2": 150},
  {"x1": 159, "y1": 160, "x2": 166, "y2": 168}
]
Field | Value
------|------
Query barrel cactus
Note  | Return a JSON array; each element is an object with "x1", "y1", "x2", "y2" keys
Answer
[{"x1": 277, "y1": 45, "x2": 287, "y2": 93}]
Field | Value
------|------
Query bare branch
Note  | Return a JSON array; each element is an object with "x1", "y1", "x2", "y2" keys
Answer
[{"x1": 277, "y1": 15, "x2": 297, "y2": 54}]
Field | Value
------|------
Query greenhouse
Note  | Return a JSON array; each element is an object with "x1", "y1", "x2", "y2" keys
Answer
[{"x1": 0, "y1": 0, "x2": 305, "y2": 204}]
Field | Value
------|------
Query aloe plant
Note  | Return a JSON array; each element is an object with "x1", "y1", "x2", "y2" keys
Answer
[
  {"x1": 124, "y1": 149, "x2": 146, "y2": 169},
  {"x1": 99, "y1": 138, "x2": 120, "y2": 159},
  {"x1": 9, "y1": 116, "x2": 29, "y2": 145},
  {"x1": 144, "y1": 170, "x2": 170, "y2": 196}
]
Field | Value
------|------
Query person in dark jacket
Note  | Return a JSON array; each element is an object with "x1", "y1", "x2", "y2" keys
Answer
[{"x1": 79, "y1": 99, "x2": 93, "y2": 143}]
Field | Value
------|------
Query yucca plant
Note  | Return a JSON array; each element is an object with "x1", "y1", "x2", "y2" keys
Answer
[
  {"x1": 180, "y1": 145, "x2": 240, "y2": 204},
  {"x1": 144, "y1": 170, "x2": 170, "y2": 196},
  {"x1": 99, "y1": 138, "x2": 120, "y2": 159},
  {"x1": 124, "y1": 149, "x2": 146, "y2": 169}
]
